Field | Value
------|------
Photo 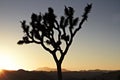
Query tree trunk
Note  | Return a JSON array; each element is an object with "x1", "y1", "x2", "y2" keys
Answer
[{"x1": 57, "y1": 62, "x2": 62, "y2": 80}]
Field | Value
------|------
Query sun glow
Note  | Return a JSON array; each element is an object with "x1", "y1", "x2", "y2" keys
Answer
[
  {"x1": 0, "y1": 53, "x2": 18, "y2": 70},
  {"x1": 0, "y1": 69, "x2": 3, "y2": 73}
]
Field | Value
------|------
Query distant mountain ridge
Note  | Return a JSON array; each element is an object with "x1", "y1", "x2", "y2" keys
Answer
[
  {"x1": 35, "y1": 67, "x2": 70, "y2": 72},
  {"x1": 35, "y1": 67, "x2": 118, "y2": 72},
  {"x1": 1, "y1": 69, "x2": 120, "y2": 80}
]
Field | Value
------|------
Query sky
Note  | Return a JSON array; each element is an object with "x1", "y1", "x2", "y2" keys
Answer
[{"x1": 0, "y1": 0, "x2": 120, "y2": 71}]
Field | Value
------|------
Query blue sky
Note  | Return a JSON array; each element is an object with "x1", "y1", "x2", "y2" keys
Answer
[{"x1": 0, "y1": 0, "x2": 120, "y2": 70}]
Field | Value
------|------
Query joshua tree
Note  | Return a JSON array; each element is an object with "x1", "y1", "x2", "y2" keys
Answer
[{"x1": 17, "y1": 4, "x2": 92, "y2": 80}]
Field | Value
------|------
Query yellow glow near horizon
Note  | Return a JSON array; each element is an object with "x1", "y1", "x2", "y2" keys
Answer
[
  {"x1": 0, "y1": 53, "x2": 18, "y2": 70},
  {"x1": 0, "y1": 69, "x2": 3, "y2": 73},
  {"x1": 0, "y1": 70, "x2": 3, "y2": 76}
]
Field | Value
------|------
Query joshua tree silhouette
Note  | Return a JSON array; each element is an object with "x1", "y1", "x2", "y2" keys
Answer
[{"x1": 18, "y1": 4, "x2": 92, "y2": 80}]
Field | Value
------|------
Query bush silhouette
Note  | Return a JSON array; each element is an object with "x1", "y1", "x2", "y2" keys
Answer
[{"x1": 18, "y1": 4, "x2": 92, "y2": 80}]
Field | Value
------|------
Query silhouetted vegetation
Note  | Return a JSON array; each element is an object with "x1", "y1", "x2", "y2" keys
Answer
[
  {"x1": 18, "y1": 4, "x2": 92, "y2": 80},
  {"x1": 1, "y1": 70, "x2": 120, "y2": 80}
]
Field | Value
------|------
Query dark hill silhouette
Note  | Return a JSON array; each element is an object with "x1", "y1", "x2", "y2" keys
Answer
[
  {"x1": 36, "y1": 67, "x2": 70, "y2": 72},
  {"x1": 0, "y1": 69, "x2": 120, "y2": 80}
]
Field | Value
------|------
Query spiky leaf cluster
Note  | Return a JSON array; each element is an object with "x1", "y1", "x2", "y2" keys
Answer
[{"x1": 18, "y1": 4, "x2": 92, "y2": 57}]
